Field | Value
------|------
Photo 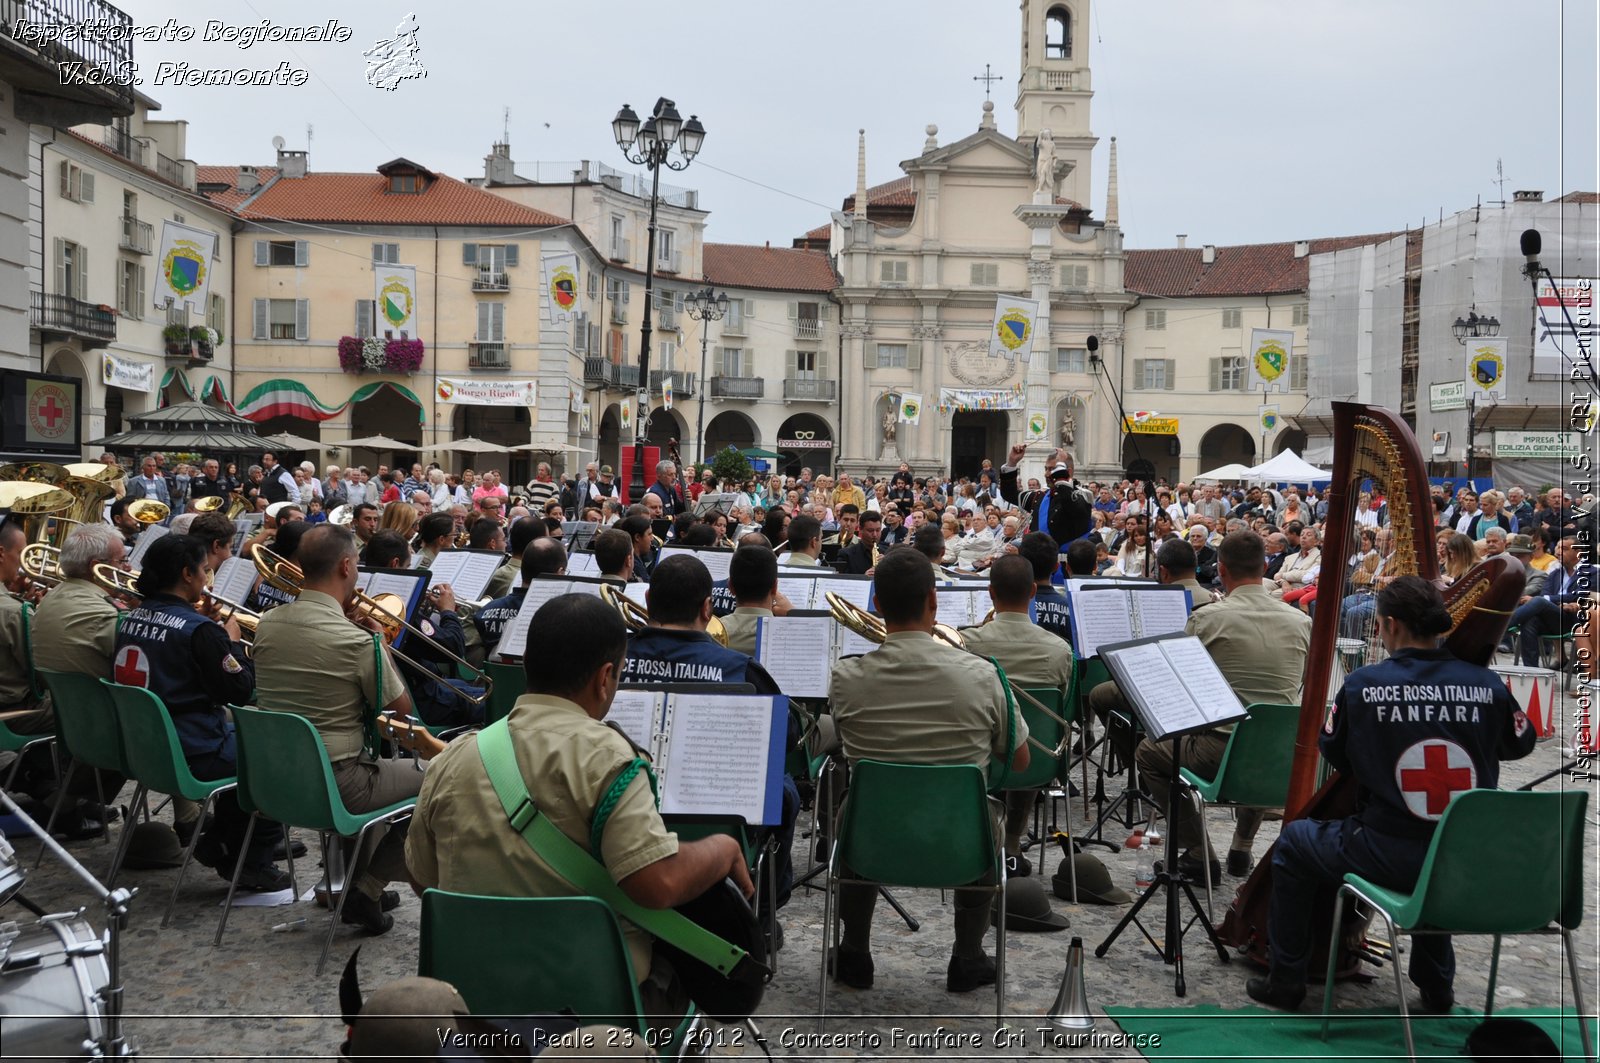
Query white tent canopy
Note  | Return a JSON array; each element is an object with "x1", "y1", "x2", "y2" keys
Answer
[
  {"x1": 1244, "y1": 449, "x2": 1331, "y2": 482},
  {"x1": 1193, "y1": 462, "x2": 1254, "y2": 482}
]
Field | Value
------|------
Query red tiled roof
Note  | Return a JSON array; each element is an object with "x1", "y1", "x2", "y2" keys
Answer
[
  {"x1": 703, "y1": 243, "x2": 838, "y2": 292},
  {"x1": 1555, "y1": 191, "x2": 1599, "y2": 204},
  {"x1": 219, "y1": 170, "x2": 568, "y2": 227},
  {"x1": 842, "y1": 176, "x2": 915, "y2": 212},
  {"x1": 195, "y1": 164, "x2": 278, "y2": 210},
  {"x1": 1125, "y1": 233, "x2": 1402, "y2": 297},
  {"x1": 803, "y1": 222, "x2": 831, "y2": 240}
]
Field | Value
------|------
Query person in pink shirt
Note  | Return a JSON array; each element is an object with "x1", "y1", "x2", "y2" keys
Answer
[{"x1": 471, "y1": 470, "x2": 509, "y2": 503}]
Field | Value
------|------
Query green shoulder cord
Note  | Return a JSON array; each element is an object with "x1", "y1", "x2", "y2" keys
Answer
[
  {"x1": 363, "y1": 632, "x2": 385, "y2": 759},
  {"x1": 21, "y1": 602, "x2": 43, "y2": 700},
  {"x1": 590, "y1": 756, "x2": 659, "y2": 856},
  {"x1": 986, "y1": 656, "x2": 1019, "y2": 791}
]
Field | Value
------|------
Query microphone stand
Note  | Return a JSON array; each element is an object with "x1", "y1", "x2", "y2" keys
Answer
[{"x1": 1090, "y1": 351, "x2": 1157, "y2": 579}]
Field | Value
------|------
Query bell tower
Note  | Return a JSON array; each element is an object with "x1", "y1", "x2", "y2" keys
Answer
[{"x1": 1017, "y1": 0, "x2": 1096, "y2": 207}]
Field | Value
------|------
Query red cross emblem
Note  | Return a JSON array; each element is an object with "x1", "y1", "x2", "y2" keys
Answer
[
  {"x1": 37, "y1": 396, "x2": 64, "y2": 427},
  {"x1": 1395, "y1": 740, "x2": 1475, "y2": 820},
  {"x1": 113, "y1": 645, "x2": 150, "y2": 688}
]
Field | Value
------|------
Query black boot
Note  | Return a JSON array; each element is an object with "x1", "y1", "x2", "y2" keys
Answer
[{"x1": 1246, "y1": 972, "x2": 1306, "y2": 1011}]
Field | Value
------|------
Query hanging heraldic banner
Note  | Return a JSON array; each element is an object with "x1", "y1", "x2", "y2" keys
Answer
[
  {"x1": 989, "y1": 296, "x2": 1039, "y2": 363},
  {"x1": 1248, "y1": 328, "x2": 1294, "y2": 393},
  {"x1": 154, "y1": 222, "x2": 219, "y2": 314},
  {"x1": 541, "y1": 252, "x2": 579, "y2": 325},
  {"x1": 374, "y1": 264, "x2": 418, "y2": 335}
]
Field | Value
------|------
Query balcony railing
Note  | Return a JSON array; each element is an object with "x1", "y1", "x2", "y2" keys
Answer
[
  {"x1": 472, "y1": 269, "x2": 509, "y2": 292},
  {"x1": 783, "y1": 378, "x2": 837, "y2": 402},
  {"x1": 102, "y1": 125, "x2": 145, "y2": 166},
  {"x1": 0, "y1": 0, "x2": 136, "y2": 113},
  {"x1": 119, "y1": 215, "x2": 151, "y2": 254},
  {"x1": 584, "y1": 356, "x2": 624, "y2": 387},
  {"x1": 794, "y1": 318, "x2": 822, "y2": 341},
  {"x1": 155, "y1": 151, "x2": 181, "y2": 187},
  {"x1": 649, "y1": 370, "x2": 695, "y2": 398},
  {"x1": 30, "y1": 290, "x2": 115, "y2": 345},
  {"x1": 710, "y1": 375, "x2": 763, "y2": 400},
  {"x1": 610, "y1": 303, "x2": 628, "y2": 325},
  {"x1": 657, "y1": 250, "x2": 682, "y2": 274},
  {"x1": 617, "y1": 365, "x2": 639, "y2": 390},
  {"x1": 468, "y1": 341, "x2": 508, "y2": 369}
]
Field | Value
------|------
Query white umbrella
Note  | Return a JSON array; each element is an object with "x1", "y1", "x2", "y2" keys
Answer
[
  {"x1": 513, "y1": 441, "x2": 584, "y2": 454},
  {"x1": 1193, "y1": 462, "x2": 1253, "y2": 482},
  {"x1": 1244, "y1": 449, "x2": 1331, "y2": 482},
  {"x1": 436, "y1": 436, "x2": 511, "y2": 455},
  {"x1": 327, "y1": 434, "x2": 415, "y2": 451},
  {"x1": 261, "y1": 431, "x2": 326, "y2": 452}
]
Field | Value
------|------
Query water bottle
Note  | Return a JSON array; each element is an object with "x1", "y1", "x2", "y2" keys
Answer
[{"x1": 1133, "y1": 838, "x2": 1155, "y2": 890}]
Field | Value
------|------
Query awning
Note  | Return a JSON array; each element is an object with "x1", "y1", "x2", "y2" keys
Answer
[
  {"x1": 740, "y1": 447, "x2": 782, "y2": 459},
  {"x1": 92, "y1": 400, "x2": 266, "y2": 452}
]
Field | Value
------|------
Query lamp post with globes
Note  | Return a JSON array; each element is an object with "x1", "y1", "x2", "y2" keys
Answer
[
  {"x1": 1452, "y1": 309, "x2": 1500, "y2": 482},
  {"x1": 685, "y1": 286, "x2": 728, "y2": 465},
  {"x1": 611, "y1": 98, "x2": 706, "y2": 501}
]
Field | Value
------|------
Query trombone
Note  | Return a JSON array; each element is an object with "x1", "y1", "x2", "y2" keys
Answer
[
  {"x1": 599, "y1": 581, "x2": 730, "y2": 647},
  {"x1": 19, "y1": 543, "x2": 64, "y2": 590},
  {"x1": 90, "y1": 561, "x2": 264, "y2": 642},
  {"x1": 249, "y1": 544, "x2": 493, "y2": 707}
]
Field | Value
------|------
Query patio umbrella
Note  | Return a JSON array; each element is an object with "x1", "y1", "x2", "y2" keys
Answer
[
  {"x1": 1193, "y1": 462, "x2": 1253, "y2": 482},
  {"x1": 740, "y1": 447, "x2": 782, "y2": 459},
  {"x1": 327, "y1": 434, "x2": 415, "y2": 451},
  {"x1": 261, "y1": 431, "x2": 326, "y2": 452},
  {"x1": 436, "y1": 436, "x2": 512, "y2": 455},
  {"x1": 513, "y1": 441, "x2": 584, "y2": 454}
]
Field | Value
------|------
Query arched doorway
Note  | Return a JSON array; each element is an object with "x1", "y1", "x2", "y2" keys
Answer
[
  {"x1": 255, "y1": 414, "x2": 322, "y2": 441},
  {"x1": 949, "y1": 410, "x2": 1008, "y2": 480},
  {"x1": 776, "y1": 413, "x2": 834, "y2": 478},
  {"x1": 646, "y1": 406, "x2": 687, "y2": 465},
  {"x1": 1122, "y1": 431, "x2": 1181, "y2": 486},
  {"x1": 349, "y1": 386, "x2": 423, "y2": 467},
  {"x1": 598, "y1": 405, "x2": 622, "y2": 474},
  {"x1": 704, "y1": 410, "x2": 758, "y2": 465},
  {"x1": 452, "y1": 405, "x2": 530, "y2": 483},
  {"x1": 1199, "y1": 423, "x2": 1257, "y2": 472},
  {"x1": 45, "y1": 348, "x2": 94, "y2": 446},
  {"x1": 1273, "y1": 428, "x2": 1309, "y2": 456}
]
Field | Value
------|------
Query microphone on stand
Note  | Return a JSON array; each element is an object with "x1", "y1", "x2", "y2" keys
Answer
[{"x1": 1520, "y1": 228, "x2": 1543, "y2": 281}]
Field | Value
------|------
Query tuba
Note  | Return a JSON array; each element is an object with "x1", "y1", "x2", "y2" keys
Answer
[{"x1": 599, "y1": 582, "x2": 730, "y2": 647}]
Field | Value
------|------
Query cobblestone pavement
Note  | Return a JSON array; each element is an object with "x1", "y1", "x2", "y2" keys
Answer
[{"x1": 2, "y1": 698, "x2": 1595, "y2": 1061}]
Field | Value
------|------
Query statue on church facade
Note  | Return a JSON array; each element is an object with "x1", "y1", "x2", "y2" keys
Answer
[
  {"x1": 881, "y1": 403, "x2": 897, "y2": 443},
  {"x1": 1060, "y1": 406, "x2": 1076, "y2": 446},
  {"x1": 1034, "y1": 128, "x2": 1058, "y2": 198}
]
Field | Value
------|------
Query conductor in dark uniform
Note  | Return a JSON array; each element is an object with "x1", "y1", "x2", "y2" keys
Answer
[
  {"x1": 113, "y1": 534, "x2": 290, "y2": 890},
  {"x1": 997, "y1": 442, "x2": 1092, "y2": 547},
  {"x1": 1248, "y1": 576, "x2": 1537, "y2": 1012}
]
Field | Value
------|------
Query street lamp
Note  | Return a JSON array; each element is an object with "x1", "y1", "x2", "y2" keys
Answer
[
  {"x1": 612, "y1": 97, "x2": 705, "y2": 500},
  {"x1": 685, "y1": 286, "x2": 729, "y2": 465},
  {"x1": 1452, "y1": 308, "x2": 1500, "y2": 481}
]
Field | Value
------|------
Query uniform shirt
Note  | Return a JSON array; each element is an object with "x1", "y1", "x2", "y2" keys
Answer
[
  {"x1": 252, "y1": 589, "x2": 406, "y2": 761},
  {"x1": 472, "y1": 587, "x2": 527, "y2": 659},
  {"x1": 0, "y1": 590, "x2": 37, "y2": 707},
  {"x1": 1031, "y1": 585, "x2": 1073, "y2": 643},
  {"x1": 646, "y1": 482, "x2": 682, "y2": 517},
  {"x1": 829, "y1": 630, "x2": 1025, "y2": 771},
  {"x1": 1324, "y1": 646, "x2": 1535, "y2": 839},
  {"x1": 406, "y1": 693, "x2": 678, "y2": 978},
  {"x1": 1186, "y1": 583, "x2": 1312, "y2": 714},
  {"x1": 960, "y1": 612, "x2": 1073, "y2": 690},
  {"x1": 1172, "y1": 577, "x2": 1216, "y2": 611},
  {"x1": 114, "y1": 593, "x2": 253, "y2": 756},
  {"x1": 719, "y1": 606, "x2": 772, "y2": 658},
  {"x1": 622, "y1": 627, "x2": 779, "y2": 693},
  {"x1": 780, "y1": 553, "x2": 820, "y2": 568},
  {"x1": 483, "y1": 558, "x2": 520, "y2": 602},
  {"x1": 30, "y1": 577, "x2": 118, "y2": 677}
]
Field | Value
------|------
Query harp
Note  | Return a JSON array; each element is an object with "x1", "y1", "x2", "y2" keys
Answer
[{"x1": 1221, "y1": 401, "x2": 1525, "y2": 967}]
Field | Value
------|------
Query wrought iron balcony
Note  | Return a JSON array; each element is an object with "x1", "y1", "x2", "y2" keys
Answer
[
  {"x1": 782, "y1": 378, "x2": 837, "y2": 402},
  {"x1": 648, "y1": 370, "x2": 695, "y2": 398},
  {"x1": 710, "y1": 375, "x2": 763, "y2": 400},
  {"x1": 472, "y1": 269, "x2": 510, "y2": 292},
  {"x1": 0, "y1": 0, "x2": 137, "y2": 117},
  {"x1": 31, "y1": 290, "x2": 115, "y2": 346}
]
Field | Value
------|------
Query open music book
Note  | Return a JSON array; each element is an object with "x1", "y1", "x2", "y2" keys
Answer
[
  {"x1": 493, "y1": 575, "x2": 608, "y2": 661},
  {"x1": 426, "y1": 549, "x2": 505, "y2": 603},
  {"x1": 935, "y1": 584, "x2": 989, "y2": 629},
  {"x1": 1067, "y1": 582, "x2": 1191, "y2": 659},
  {"x1": 128, "y1": 523, "x2": 170, "y2": 568},
  {"x1": 211, "y1": 556, "x2": 258, "y2": 609},
  {"x1": 1097, "y1": 633, "x2": 1249, "y2": 741},
  {"x1": 356, "y1": 567, "x2": 431, "y2": 652},
  {"x1": 772, "y1": 570, "x2": 864, "y2": 610},
  {"x1": 755, "y1": 611, "x2": 836, "y2": 698},
  {"x1": 603, "y1": 689, "x2": 789, "y2": 825},
  {"x1": 660, "y1": 545, "x2": 734, "y2": 582}
]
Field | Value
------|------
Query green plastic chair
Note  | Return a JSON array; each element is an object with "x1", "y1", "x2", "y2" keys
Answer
[
  {"x1": 1319, "y1": 789, "x2": 1592, "y2": 1063},
  {"x1": 1178, "y1": 702, "x2": 1300, "y2": 916},
  {"x1": 993, "y1": 685, "x2": 1071, "y2": 885},
  {"x1": 35, "y1": 669, "x2": 127, "y2": 853},
  {"x1": 483, "y1": 661, "x2": 526, "y2": 726},
  {"x1": 101, "y1": 681, "x2": 241, "y2": 927},
  {"x1": 818, "y1": 759, "x2": 1005, "y2": 1028},
  {"x1": 419, "y1": 891, "x2": 701, "y2": 1058},
  {"x1": 215, "y1": 706, "x2": 416, "y2": 975}
]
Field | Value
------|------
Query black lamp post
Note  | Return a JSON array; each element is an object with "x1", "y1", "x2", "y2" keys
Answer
[
  {"x1": 1452, "y1": 309, "x2": 1500, "y2": 481},
  {"x1": 611, "y1": 98, "x2": 705, "y2": 501},
  {"x1": 685, "y1": 286, "x2": 728, "y2": 465}
]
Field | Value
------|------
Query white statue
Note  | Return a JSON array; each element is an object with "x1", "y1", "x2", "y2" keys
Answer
[
  {"x1": 882, "y1": 405, "x2": 897, "y2": 443},
  {"x1": 1060, "y1": 407, "x2": 1076, "y2": 446},
  {"x1": 1034, "y1": 128, "x2": 1058, "y2": 197}
]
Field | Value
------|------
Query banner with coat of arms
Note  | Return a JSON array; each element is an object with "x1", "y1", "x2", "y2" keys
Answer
[
  {"x1": 1259, "y1": 404, "x2": 1280, "y2": 435},
  {"x1": 153, "y1": 221, "x2": 218, "y2": 314},
  {"x1": 374, "y1": 264, "x2": 418, "y2": 334},
  {"x1": 541, "y1": 252, "x2": 580, "y2": 326},
  {"x1": 897, "y1": 391, "x2": 923, "y2": 426},
  {"x1": 1248, "y1": 328, "x2": 1294, "y2": 393},
  {"x1": 1464, "y1": 338, "x2": 1507, "y2": 402},
  {"x1": 1026, "y1": 408, "x2": 1049, "y2": 442},
  {"x1": 988, "y1": 296, "x2": 1040, "y2": 363}
]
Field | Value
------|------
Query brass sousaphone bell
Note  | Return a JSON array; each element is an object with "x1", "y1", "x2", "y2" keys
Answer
[{"x1": 600, "y1": 582, "x2": 730, "y2": 648}]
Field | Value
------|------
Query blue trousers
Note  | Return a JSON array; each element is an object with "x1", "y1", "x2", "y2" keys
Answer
[
  {"x1": 1510, "y1": 597, "x2": 1565, "y2": 666},
  {"x1": 1269, "y1": 817, "x2": 1452, "y2": 996},
  {"x1": 186, "y1": 723, "x2": 284, "y2": 869},
  {"x1": 1340, "y1": 593, "x2": 1376, "y2": 639}
]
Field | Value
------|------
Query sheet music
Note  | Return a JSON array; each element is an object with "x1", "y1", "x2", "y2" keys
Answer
[
  {"x1": 1131, "y1": 588, "x2": 1192, "y2": 639},
  {"x1": 603, "y1": 689, "x2": 662, "y2": 752},
  {"x1": 566, "y1": 551, "x2": 599, "y2": 576},
  {"x1": 756, "y1": 614, "x2": 834, "y2": 698},
  {"x1": 425, "y1": 550, "x2": 503, "y2": 602},
  {"x1": 935, "y1": 587, "x2": 978, "y2": 629},
  {"x1": 825, "y1": 577, "x2": 873, "y2": 612},
  {"x1": 622, "y1": 582, "x2": 650, "y2": 613},
  {"x1": 836, "y1": 624, "x2": 880, "y2": 658},
  {"x1": 660, "y1": 546, "x2": 733, "y2": 582},
  {"x1": 492, "y1": 578, "x2": 573, "y2": 661},
  {"x1": 1159, "y1": 637, "x2": 1247, "y2": 725},
  {"x1": 359, "y1": 569, "x2": 431, "y2": 608},
  {"x1": 777, "y1": 577, "x2": 816, "y2": 610},
  {"x1": 1070, "y1": 587, "x2": 1135, "y2": 658},
  {"x1": 211, "y1": 557, "x2": 257, "y2": 607},
  {"x1": 1101, "y1": 641, "x2": 1210, "y2": 738},
  {"x1": 659, "y1": 694, "x2": 780, "y2": 824},
  {"x1": 128, "y1": 523, "x2": 169, "y2": 568}
]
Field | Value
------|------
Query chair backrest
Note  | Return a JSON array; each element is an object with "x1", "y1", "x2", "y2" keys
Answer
[
  {"x1": 1207, "y1": 702, "x2": 1300, "y2": 807},
  {"x1": 419, "y1": 890, "x2": 645, "y2": 1029},
  {"x1": 38, "y1": 669, "x2": 128, "y2": 775},
  {"x1": 1405, "y1": 788, "x2": 1589, "y2": 933},
  {"x1": 101, "y1": 681, "x2": 205, "y2": 799},
  {"x1": 997, "y1": 687, "x2": 1067, "y2": 791},
  {"x1": 838, "y1": 760, "x2": 997, "y2": 887},
  {"x1": 483, "y1": 661, "x2": 525, "y2": 726},
  {"x1": 231, "y1": 706, "x2": 347, "y2": 834},
  {"x1": 1074, "y1": 657, "x2": 1110, "y2": 722}
]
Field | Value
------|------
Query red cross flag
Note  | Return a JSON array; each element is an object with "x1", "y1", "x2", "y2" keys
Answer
[
  {"x1": 113, "y1": 645, "x2": 150, "y2": 688},
  {"x1": 1395, "y1": 740, "x2": 1476, "y2": 820}
]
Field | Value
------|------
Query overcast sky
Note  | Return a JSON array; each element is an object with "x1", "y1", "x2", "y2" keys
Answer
[{"x1": 119, "y1": 0, "x2": 1598, "y2": 250}]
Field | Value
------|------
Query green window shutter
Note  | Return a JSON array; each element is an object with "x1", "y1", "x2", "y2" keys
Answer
[
  {"x1": 294, "y1": 299, "x2": 309, "y2": 340},
  {"x1": 1164, "y1": 359, "x2": 1176, "y2": 390},
  {"x1": 252, "y1": 298, "x2": 268, "y2": 339},
  {"x1": 463, "y1": 243, "x2": 478, "y2": 266},
  {"x1": 294, "y1": 240, "x2": 308, "y2": 267},
  {"x1": 1209, "y1": 358, "x2": 1221, "y2": 391},
  {"x1": 905, "y1": 343, "x2": 921, "y2": 370},
  {"x1": 254, "y1": 240, "x2": 268, "y2": 266},
  {"x1": 504, "y1": 244, "x2": 519, "y2": 267}
]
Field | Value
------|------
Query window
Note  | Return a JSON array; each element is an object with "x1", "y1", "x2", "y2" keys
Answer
[
  {"x1": 1053, "y1": 347, "x2": 1087, "y2": 374},
  {"x1": 656, "y1": 288, "x2": 680, "y2": 328},
  {"x1": 256, "y1": 239, "x2": 307, "y2": 267},
  {"x1": 1135, "y1": 358, "x2": 1173, "y2": 390},
  {"x1": 166, "y1": 302, "x2": 188, "y2": 326},
  {"x1": 1060, "y1": 263, "x2": 1089, "y2": 288},
  {"x1": 790, "y1": 300, "x2": 821, "y2": 339},
  {"x1": 117, "y1": 261, "x2": 145, "y2": 320},
  {"x1": 587, "y1": 269, "x2": 600, "y2": 300},
  {"x1": 1291, "y1": 350, "x2": 1308, "y2": 390},
  {"x1": 719, "y1": 347, "x2": 747, "y2": 376},
  {"x1": 970, "y1": 263, "x2": 999, "y2": 286},
  {"x1": 1144, "y1": 308, "x2": 1167, "y2": 330},
  {"x1": 610, "y1": 216, "x2": 625, "y2": 254},
  {"x1": 58, "y1": 161, "x2": 94, "y2": 203},
  {"x1": 355, "y1": 299, "x2": 375, "y2": 338},
  {"x1": 880, "y1": 260, "x2": 909, "y2": 284},
  {"x1": 476, "y1": 301, "x2": 505, "y2": 342},
  {"x1": 372, "y1": 243, "x2": 400, "y2": 264},
  {"x1": 1212, "y1": 355, "x2": 1246, "y2": 390},
  {"x1": 1292, "y1": 303, "x2": 1309, "y2": 326},
  {"x1": 656, "y1": 229, "x2": 675, "y2": 267},
  {"x1": 54, "y1": 239, "x2": 87, "y2": 300},
  {"x1": 207, "y1": 294, "x2": 226, "y2": 336},
  {"x1": 873, "y1": 342, "x2": 920, "y2": 369},
  {"x1": 790, "y1": 349, "x2": 818, "y2": 379},
  {"x1": 464, "y1": 244, "x2": 518, "y2": 270},
  {"x1": 722, "y1": 298, "x2": 746, "y2": 335},
  {"x1": 606, "y1": 328, "x2": 628, "y2": 361},
  {"x1": 1045, "y1": 6, "x2": 1072, "y2": 59},
  {"x1": 607, "y1": 277, "x2": 630, "y2": 304},
  {"x1": 388, "y1": 173, "x2": 421, "y2": 193},
  {"x1": 1221, "y1": 307, "x2": 1242, "y2": 329},
  {"x1": 254, "y1": 298, "x2": 306, "y2": 340},
  {"x1": 122, "y1": 189, "x2": 137, "y2": 220}
]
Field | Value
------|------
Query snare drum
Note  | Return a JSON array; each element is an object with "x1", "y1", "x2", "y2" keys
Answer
[
  {"x1": 0, "y1": 831, "x2": 22, "y2": 907},
  {"x1": 1494, "y1": 664, "x2": 1557, "y2": 739},
  {"x1": 0, "y1": 915, "x2": 111, "y2": 1059}
]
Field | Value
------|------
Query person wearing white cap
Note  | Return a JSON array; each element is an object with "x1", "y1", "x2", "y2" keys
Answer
[{"x1": 997, "y1": 441, "x2": 1092, "y2": 548}]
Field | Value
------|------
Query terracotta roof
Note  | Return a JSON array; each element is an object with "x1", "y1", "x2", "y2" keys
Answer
[
  {"x1": 212, "y1": 169, "x2": 568, "y2": 227},
  {"x1": 1554, "y1": 191, "x2": 1599, "y2": 204},
  {"x1": 1125, "y1": 233, "x2": 1402, "y2": 297},
  {"x1": 842, "y1": 176, "x2": 915, "y2": 212},
  {"x1": 195, "y1": 165, "x2": 279, "y2": 210},
  {"x1": 703, "y1": 243, "x2": 838, "y2": 292}
]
